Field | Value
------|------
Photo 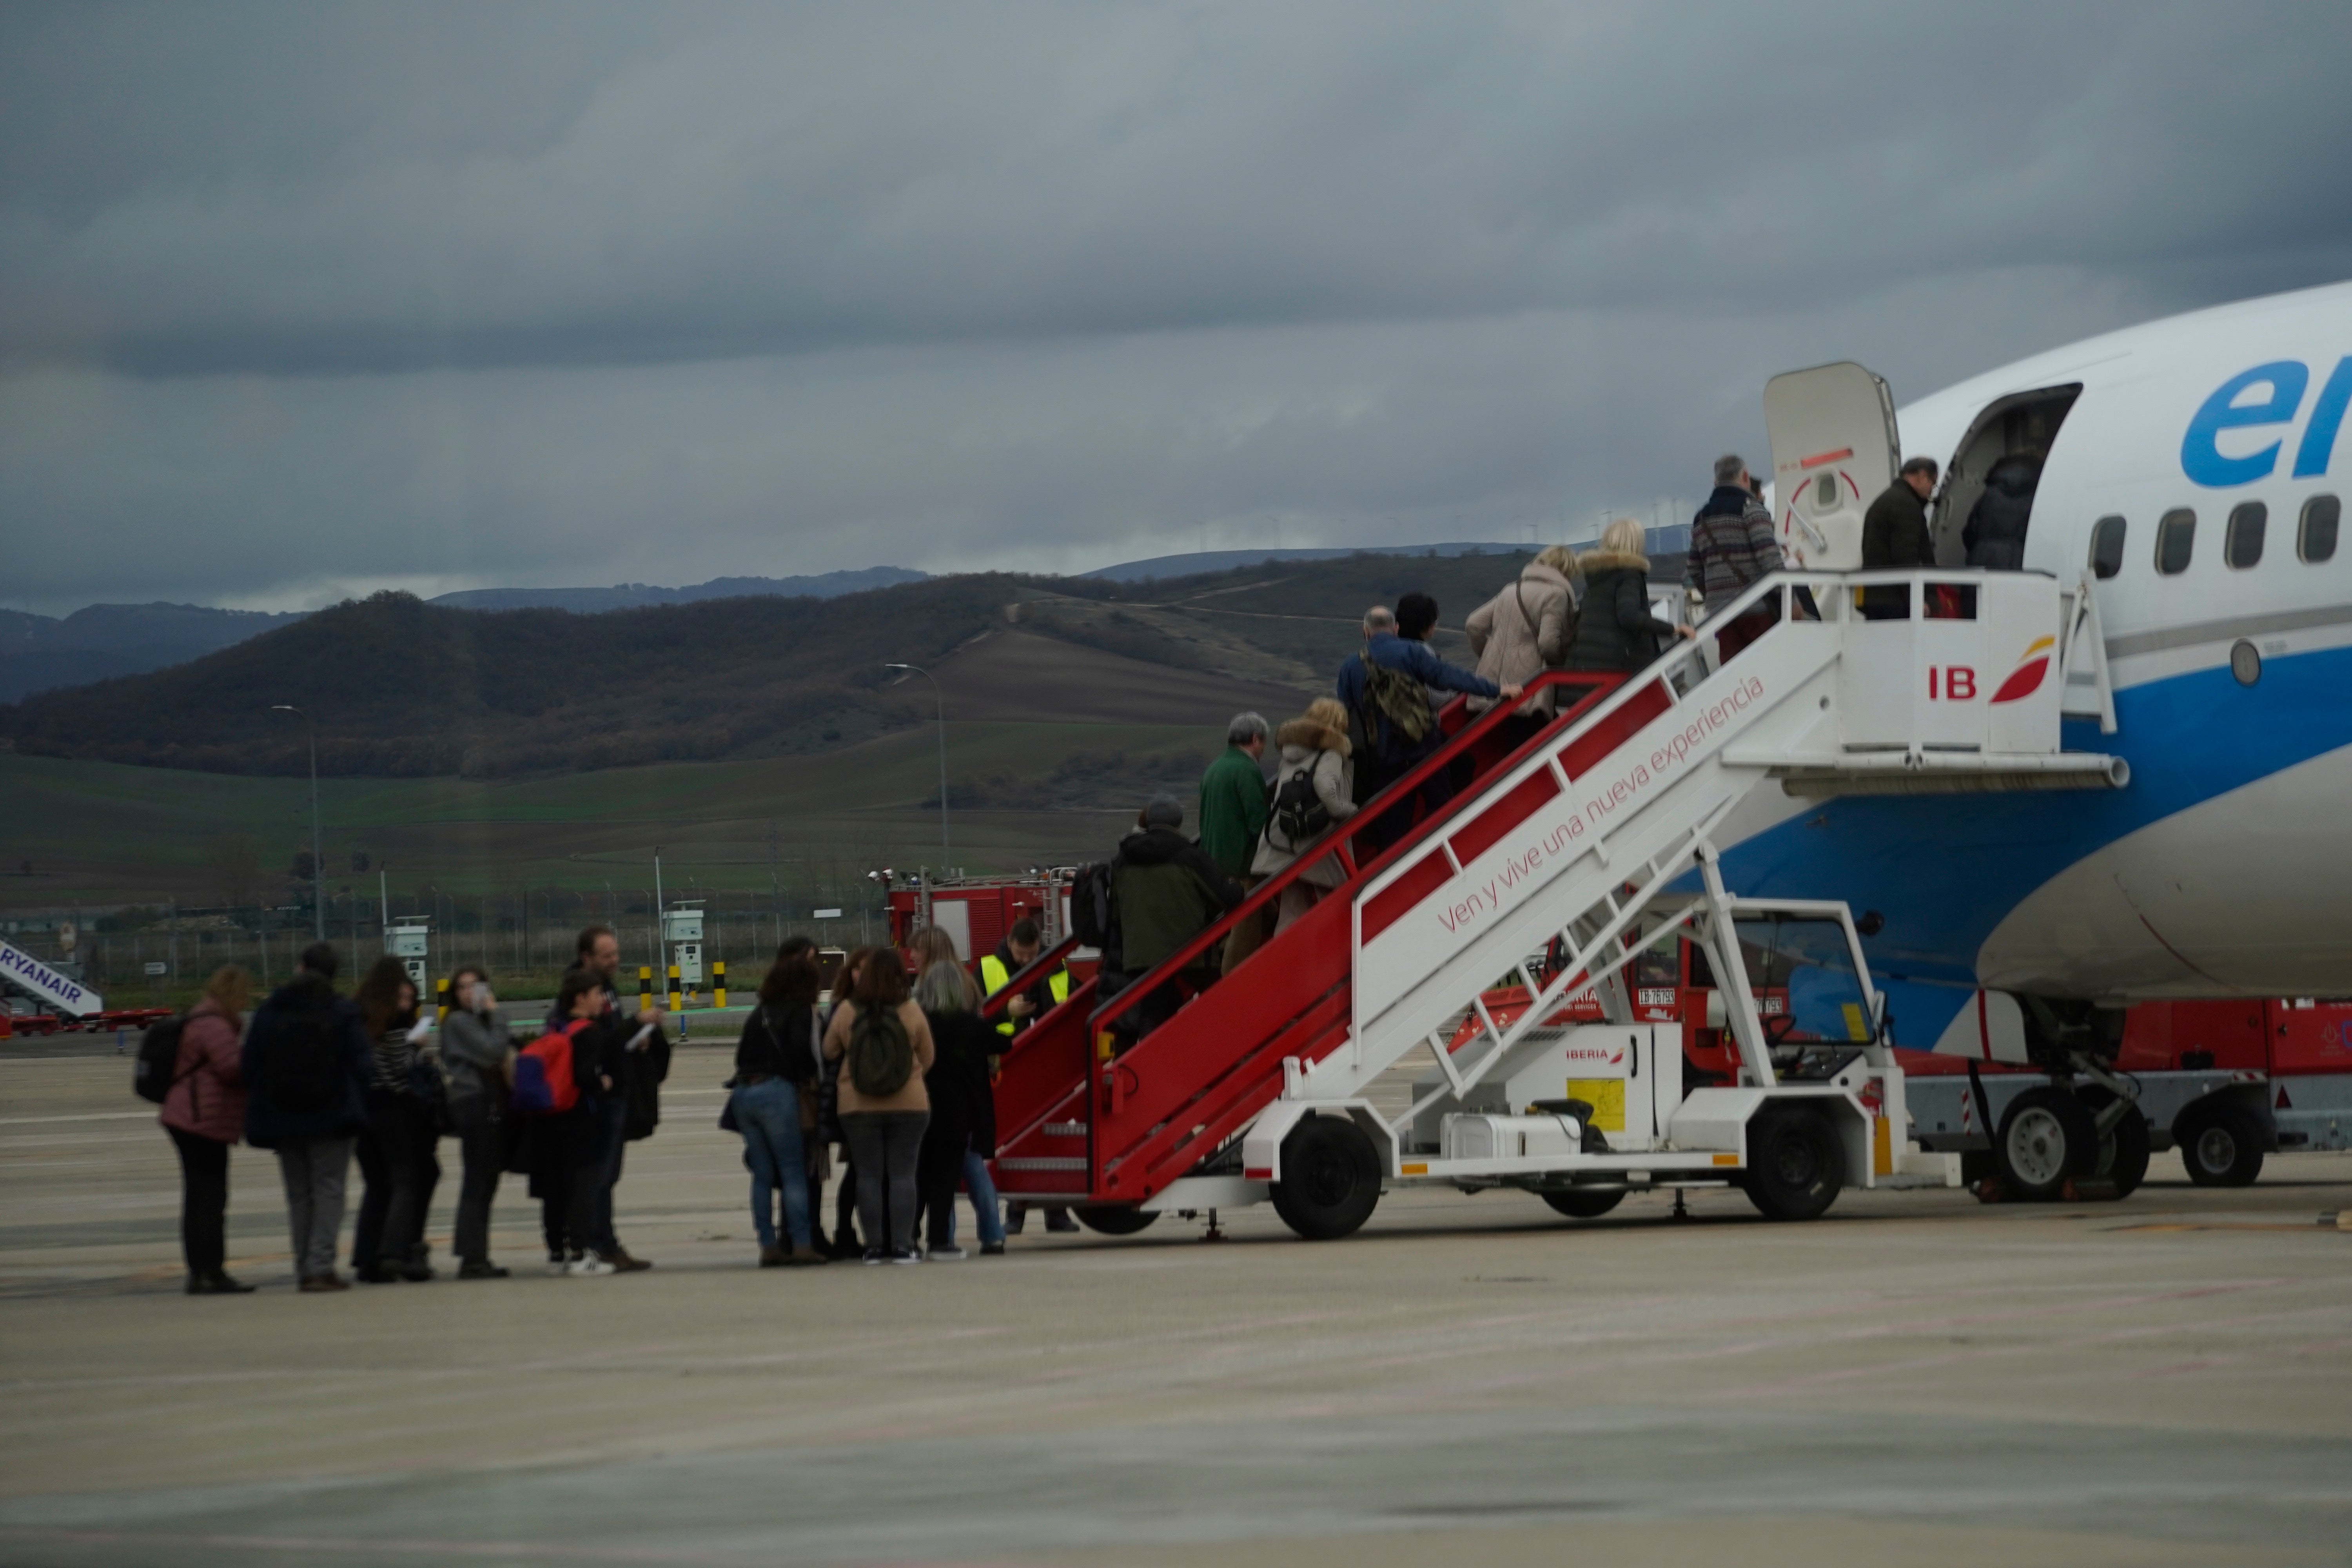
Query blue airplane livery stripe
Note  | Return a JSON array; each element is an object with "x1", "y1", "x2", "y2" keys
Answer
[{"x1": 1704, "y1": 639, "x2": 2352, "y2": 1043}]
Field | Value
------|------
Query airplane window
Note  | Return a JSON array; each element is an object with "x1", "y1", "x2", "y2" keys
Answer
[
  {"x1": 2089, "y1": 515, "x2": 2126, "y2": 579},
  {"x1": 2225, "y1": 501, "x2": 2267, "y2": 569},
  {"x1": 2156, "y1": 509, "x2": 2196, "y2": 575},
  {"x1": 1813, "y1": 474, "x2": 1837, "y2": 508},
  {"x1": 2302, "y1": 495, "x2": 2341, "y2": 563}
]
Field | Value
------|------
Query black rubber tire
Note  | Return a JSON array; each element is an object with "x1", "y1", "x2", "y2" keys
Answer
[
  {"x1": 2180, "y1": 1103, "x2": 2267, "y2": 1187},
  {"x1": 1539, "y1": 1188, "x2": 1627, "y2": 1220},
  {"x1": 1269, "y1": 1116, "x2": 1383, "y2": 1240},
  {"x1": 2078, "y1": 1087, "x2": 2151, "y2": 1199},
  {"x1": 1073, "y1": 1206, "x2": 1159, "y2": 1237},
  {"x1": 1739, "y1": 1105, "x2": 1844, "y2": 1221},
  {"x1": 1994, "y1": 1085, "x2": 2100, "y2": 1201}
]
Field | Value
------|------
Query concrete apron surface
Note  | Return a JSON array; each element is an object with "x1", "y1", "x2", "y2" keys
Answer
[{"x1": 2, "y1": 1045, "x2": 2350, "y2": 1567}]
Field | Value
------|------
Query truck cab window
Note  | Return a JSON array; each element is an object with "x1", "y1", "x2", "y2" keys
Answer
[
  {"x1": 2225, "y1": 501, "x2": 2266, "y2": 569},
  {"x1": 2301, "y1": 495, "x2": 2340, "y2": 563},
  {"x1": 2089, "y1": 515, "x2": 2126, "y2": 579},
  {"x1": 2156, "y1": 509, "x2": 2196, "y2": 575}
]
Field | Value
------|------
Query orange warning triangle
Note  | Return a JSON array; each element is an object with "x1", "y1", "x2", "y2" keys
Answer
[{"x1": 2276, "y1": 1085, "x2": 2293, "y2": 1109}]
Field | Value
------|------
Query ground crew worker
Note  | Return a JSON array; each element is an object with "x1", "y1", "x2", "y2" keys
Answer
[
  {"x1": 982, "y1": 918, "x2": 1078, "y2": 1237},
  {"x1": 979, "y1": 919, "x2": 1069, "y2": 1040}
]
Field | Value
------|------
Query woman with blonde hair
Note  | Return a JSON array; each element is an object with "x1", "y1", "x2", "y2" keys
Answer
[
  {"x1": 1467, "y1": 544, "x2": 1582, "y2": 733},
  {"x1": 1251, "y1": 696, "x2": 1362, "y2": 932},
  {"x1": 1570, "y1": 518, "x2": 1690, "y2": 673},
  {"x1": 910, "y1": 944, "x2": 1002, "y2": 1258},
  {"x1": 160, "y1": 965, "x2": 256, "y2": 1294}
]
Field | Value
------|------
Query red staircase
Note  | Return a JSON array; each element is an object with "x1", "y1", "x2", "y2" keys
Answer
[{"x1": 982, "y1": 670, "x2": 1631, "y2": 1209}]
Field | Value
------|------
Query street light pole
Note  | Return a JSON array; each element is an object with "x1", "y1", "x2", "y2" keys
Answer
[
  {"x1": 885, "y1": 663, "x2": 950, "y2": 866},
  {"x1": 271, "y1": 704, "x2": 324, "y2": 940}
]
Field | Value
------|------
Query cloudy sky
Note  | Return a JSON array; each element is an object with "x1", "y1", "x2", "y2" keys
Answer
[{"x1": 5, "y1": 2, "x2": 2350, "y2": 615}]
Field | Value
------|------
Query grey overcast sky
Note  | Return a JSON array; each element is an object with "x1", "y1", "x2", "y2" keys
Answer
[{"x1": 4, "y1": 2, "x2": 2350, "y2": 614}]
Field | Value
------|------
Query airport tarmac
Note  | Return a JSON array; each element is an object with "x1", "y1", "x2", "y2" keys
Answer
[{"x1": 2, "y1": 1042, "x2": 2349, "y2": 1567}]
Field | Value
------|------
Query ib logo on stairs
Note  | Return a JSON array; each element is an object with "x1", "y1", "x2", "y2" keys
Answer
[{"x1": 1927, "y1": 636, "x2": 2053, "y2": 706}]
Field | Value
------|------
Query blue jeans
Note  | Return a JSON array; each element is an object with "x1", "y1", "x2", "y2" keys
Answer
[
  {"x1": 959, "y1": 1149, "x2": 1005, "y2": 1247},
  {"x1": 734, "y1": 1079, "x2": 812, "y2": 1250}
]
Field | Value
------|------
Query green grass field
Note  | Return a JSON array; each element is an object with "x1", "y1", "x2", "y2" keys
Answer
[{"x1": 1, "y1": 719, "x2": 1218, "y2": 915}]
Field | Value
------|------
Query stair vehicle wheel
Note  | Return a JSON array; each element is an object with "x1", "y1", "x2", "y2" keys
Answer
[
  {"x1": 1539, "y1": 1187, "x2": 1626, "y2": 1220},
  {"x1": 2180, "y1": 1103, "x2": 2266, "y2": 1188},
  {"x1": 1270, "y1": 1116, "x2": 1383, "y2": 1241},
  {"x1": 1739, "y1": 1105, "x2": 1844, "y2": 1221},
  {"x1": 1073, "y1": 1205, "x2": 1159, "y2": 1237},
  {"x1": 1994, "y1": 1086, "x2": 2099, "y2": 1201},
  {"x1": 2078, "y1": 1087, "x2": 2151, "y2": 1198}
]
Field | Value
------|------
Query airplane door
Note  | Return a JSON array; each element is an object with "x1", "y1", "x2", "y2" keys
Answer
[{"x1": 1764, "y1": 362, "x2": 1899, "y2": 571}]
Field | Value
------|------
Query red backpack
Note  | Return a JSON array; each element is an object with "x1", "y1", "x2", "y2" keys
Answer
[{"x1": 513, "y1": 1019, "x2": 586, "y2": 1114}]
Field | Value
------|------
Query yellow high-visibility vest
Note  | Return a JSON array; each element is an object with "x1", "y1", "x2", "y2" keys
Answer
[{"x1": 980, "y1": 954, "x2": 1070, "y2": 1036}]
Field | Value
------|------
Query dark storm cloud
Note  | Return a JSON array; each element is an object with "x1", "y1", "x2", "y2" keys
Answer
[{"x1": 2, "y1": 2, "x2": 2349, "y2": 610}]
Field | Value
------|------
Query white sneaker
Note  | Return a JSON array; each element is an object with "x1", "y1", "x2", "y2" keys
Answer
[
  {"x1": 926, "y1": 1246, "x2": 967, "y2": 1261},
  {"x1": 547, "y1": 1256, "x2": 571, "y2": 1276},
  {"x1": 568, "y1": 1254, "x2": 616, "y2": 1276},
  {"x1": 889, "y1": 1248, "x2": 922, "y2": 1265}
]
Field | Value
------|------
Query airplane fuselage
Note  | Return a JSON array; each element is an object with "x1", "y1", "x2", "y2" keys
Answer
[{"x1": 1715, "y1": 282, "x2": 2352, "y2": 1042}]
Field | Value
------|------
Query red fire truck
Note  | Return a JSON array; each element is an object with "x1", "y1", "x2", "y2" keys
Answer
[{"x1": 881, "y1": 870, "x2": 1080, "y2": 968}]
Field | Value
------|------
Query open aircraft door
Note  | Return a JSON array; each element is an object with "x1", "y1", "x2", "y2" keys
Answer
[{"x1": 1764, "y1": 362, "x2": 1898, "y2": 571}]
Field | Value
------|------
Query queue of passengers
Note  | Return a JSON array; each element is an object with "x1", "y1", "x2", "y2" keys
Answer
[{"x1": 154, "y1": 913, "x2": 1045, "y2": 1290}]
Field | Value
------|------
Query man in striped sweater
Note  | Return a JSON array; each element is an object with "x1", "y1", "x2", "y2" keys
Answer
[
  {"x1": 1685, "y1": 454, "x2": 1786, "y2": 659},
  {"x1": 1685, "y1": 453, "x2": 1784, "y2": 617}
]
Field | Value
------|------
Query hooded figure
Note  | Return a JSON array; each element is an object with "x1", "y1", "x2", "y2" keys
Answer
[
  {"x1": 1111, "y1": 796, "x2": 1244, "y2": 976},
  {"x1": 1964, "y1": 452, "x2": 2041, "y2": 570},
  {"x1": 1466, "y1": 548, "x2": 1579, "y2": 716}
]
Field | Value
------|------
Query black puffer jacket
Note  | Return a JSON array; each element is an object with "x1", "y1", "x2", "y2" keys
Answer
[
  {"x1": 1964, "y1": 455, "x2": 2040, "y2": 570},
  {"x1": 1568, "y1": 551, "x2": 1676, "y2": 673}
]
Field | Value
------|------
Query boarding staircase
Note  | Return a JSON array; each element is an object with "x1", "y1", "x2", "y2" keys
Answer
[{"x1": 984, "y1": 568, "x2": 2122, "y2": 1213}]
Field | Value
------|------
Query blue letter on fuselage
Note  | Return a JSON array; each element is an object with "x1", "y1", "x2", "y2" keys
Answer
[
  {"x1": 2293, "y1": 356, "x2": 2352, "y2": 479},
  {"x1": 2182, "y1": 361, "x2": 2309, "y2": 487}
]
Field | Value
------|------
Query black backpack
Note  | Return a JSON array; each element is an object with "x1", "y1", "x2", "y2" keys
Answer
[
  {"x1": 1270, "y1": 759, "x2": 1333, "y2": 848},
  {"x1": 1069, "y1": 862, "x2": 1115, "y2": 949},
  {"x1": 846, "y1": 1004, "x2": 915, "y2": 1100},
  {"x1": 253, "y1": 995, "x2": 348, "y2": 1115},
  {"x1": 132, "y1": 1014, "x2": 187, "y2": 1105}
]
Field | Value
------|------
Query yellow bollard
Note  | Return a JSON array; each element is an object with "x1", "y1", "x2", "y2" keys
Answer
[
  {"x1": 667, "y1": 964, "x2": 681, "y2": 1014},
  {"x1": 714, "y1": 960, "x2": 727, "y2": 1010},
  {"x1": 639, "y1": 965, "x2": 652, "y2": 1013},
  {"x1": 436, "y1": 976, "x2": 449, "y2": 1023}
]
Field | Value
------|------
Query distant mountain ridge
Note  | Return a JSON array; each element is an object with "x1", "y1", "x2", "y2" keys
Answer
[
  {"x1": 429, "y1": 566, "x2": 928, "y2": 612},
  {"x1": 1084, "y1": 542, "x2": 1528, "y2": 582},
  {"x1": 0, "y1": 602, "x2": 307, "y2": 704}
]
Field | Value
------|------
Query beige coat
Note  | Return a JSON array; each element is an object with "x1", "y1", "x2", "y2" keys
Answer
[
  {"x1": 1466, "y1": 561, "x2": 1576, "y2": 715},
  {"x1": 822, "y1": 998, "x2": 936, "y2": 1115},
  {"x1": 1250, "y1": 715, "x2": 1358, "y2": 890}
]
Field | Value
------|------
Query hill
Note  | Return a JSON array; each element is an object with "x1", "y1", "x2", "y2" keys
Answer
[
  {"x1": 0, "y1": 548, "x2": 1615, "y2": 779},
  {"x1": 0, "y1": 603, "x2": 307, "y2": 703}
]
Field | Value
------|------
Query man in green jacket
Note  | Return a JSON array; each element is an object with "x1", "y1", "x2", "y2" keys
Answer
[{"x1": 1198, "y1": 713, "x2": 1270, "y2": 973}]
